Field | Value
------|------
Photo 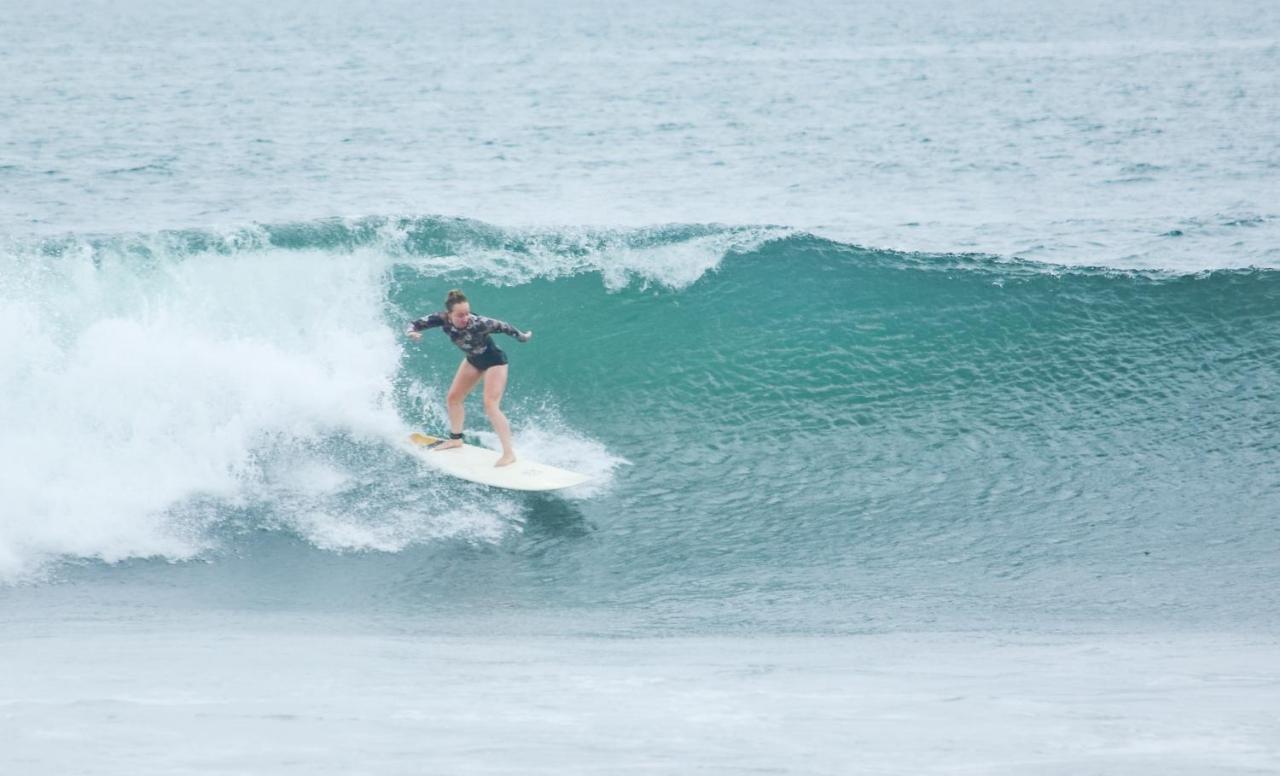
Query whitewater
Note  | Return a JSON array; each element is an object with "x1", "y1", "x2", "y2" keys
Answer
[{"x1": 2, "y1": 0, "x2": 1279, "y2": 773}]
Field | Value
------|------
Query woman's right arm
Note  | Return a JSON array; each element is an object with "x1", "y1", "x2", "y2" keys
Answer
[{"x1": 406, "y1": 312, "x2": 444, "y2": 340}]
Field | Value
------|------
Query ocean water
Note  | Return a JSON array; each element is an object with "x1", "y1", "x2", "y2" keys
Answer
[{"x1": 2, "y1": 0, "x2": 1279, "y2": 773}]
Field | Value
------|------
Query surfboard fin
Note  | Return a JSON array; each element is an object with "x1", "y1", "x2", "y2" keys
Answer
[{"x1": 408, "y1": 432, "x2": 443, "y2": 448}]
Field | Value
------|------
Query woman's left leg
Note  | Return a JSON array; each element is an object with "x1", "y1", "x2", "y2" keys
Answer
[{"x1": 482, "y1": 364, "x2": 517, "y2": 466}]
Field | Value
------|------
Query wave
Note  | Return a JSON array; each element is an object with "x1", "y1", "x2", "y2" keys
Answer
[{"x1": 2, "y1": 215, "x2": 1278, "y2": 603}]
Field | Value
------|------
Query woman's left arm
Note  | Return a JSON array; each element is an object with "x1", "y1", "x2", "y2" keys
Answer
[{"x1": 478, "y1": 315, "x2": 532, "y2": 342}]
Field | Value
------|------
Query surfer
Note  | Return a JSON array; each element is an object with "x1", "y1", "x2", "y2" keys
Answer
[{"x1": 406, "y1": 289, "x2": 533, "y2": 467}]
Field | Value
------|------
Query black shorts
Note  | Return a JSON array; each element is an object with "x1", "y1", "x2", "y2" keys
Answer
[{"x1": 466, "y1": 346, "x2": 509, "y2": 371}]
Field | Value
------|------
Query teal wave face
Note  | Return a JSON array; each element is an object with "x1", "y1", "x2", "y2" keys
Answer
[{"x1": 386, "y1": 232, "x2": 1280, "y2": 628}]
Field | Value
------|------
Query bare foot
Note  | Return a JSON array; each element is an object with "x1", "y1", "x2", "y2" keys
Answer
[
  {"x1": 495, "y1": 453, "x2": 517, "y2": 467},
  {"x1": 433, "y1": 438, "x2": 464, "y2": 451}
]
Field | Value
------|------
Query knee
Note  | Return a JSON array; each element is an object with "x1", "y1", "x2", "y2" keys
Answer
[
  {"x1": 483, "y1": 397, "x2": 503, "y2": 415},
  {"x1": 447, "y1": 391, "x2": 466, "y2": 406}
]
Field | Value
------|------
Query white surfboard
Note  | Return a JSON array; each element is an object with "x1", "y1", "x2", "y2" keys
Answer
[{"x1": 408, "y1": 433, "x2": 591, "y2": 491}]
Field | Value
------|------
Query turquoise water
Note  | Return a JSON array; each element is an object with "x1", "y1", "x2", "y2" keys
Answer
[
  {"x1": 3, "y1": 0, "x2": 1280, "y2": 771},
  {"x1": 5, "y1": 0, "x2": 1279, "y2": 268}
]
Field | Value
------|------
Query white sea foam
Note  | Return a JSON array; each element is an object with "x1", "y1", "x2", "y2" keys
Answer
[{"x1": 0, "y1": 246, "x2": 394, "y2": 578}]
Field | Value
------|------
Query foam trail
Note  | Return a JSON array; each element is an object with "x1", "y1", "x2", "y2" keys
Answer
[
  {"x1": 0, "y1": 246, "x2": 407, "y2": 579},
  {"x1": 0, "y1": 223, "x2": 647, "y2": 581}
]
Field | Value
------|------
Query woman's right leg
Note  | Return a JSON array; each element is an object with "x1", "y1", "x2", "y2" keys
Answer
[{"x1": 438, "y1": 359, "x2": 484, "y2": 449}]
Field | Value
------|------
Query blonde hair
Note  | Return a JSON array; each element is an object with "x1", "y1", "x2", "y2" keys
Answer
[{"x1": 445, "y1": 288, "x2": 468, "y2": 312}]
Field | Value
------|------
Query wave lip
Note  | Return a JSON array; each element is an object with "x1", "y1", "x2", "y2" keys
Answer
[
  {"x1": 12, "y1": 214, "x2": 1280, "y2": 293},
  {"x1": 7, "y1": 216, "x2": 795, "y2": 292}
]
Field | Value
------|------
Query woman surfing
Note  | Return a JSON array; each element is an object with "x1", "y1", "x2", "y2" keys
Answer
[{"x1": 406, "y1": 289, "x2": 532, "y2": 467}]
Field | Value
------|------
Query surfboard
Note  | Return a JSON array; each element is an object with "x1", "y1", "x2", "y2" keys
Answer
[{"x1": 408, "y1": 432, "x2": 591, "y2": 491}]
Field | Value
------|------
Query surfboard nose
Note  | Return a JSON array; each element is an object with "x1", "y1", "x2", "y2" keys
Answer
[{"x1": 408, "y1": 432, "x2": 591, "y2": 491}]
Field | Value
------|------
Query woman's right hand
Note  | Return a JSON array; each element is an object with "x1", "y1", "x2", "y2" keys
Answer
[{"x1": 407, "y1": 330, "x2": 422, "y2": 341}]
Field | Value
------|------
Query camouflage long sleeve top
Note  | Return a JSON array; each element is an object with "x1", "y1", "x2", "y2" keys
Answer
[{"x1": 410, "y1": 312, "x2": 529, "y2": 355}]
